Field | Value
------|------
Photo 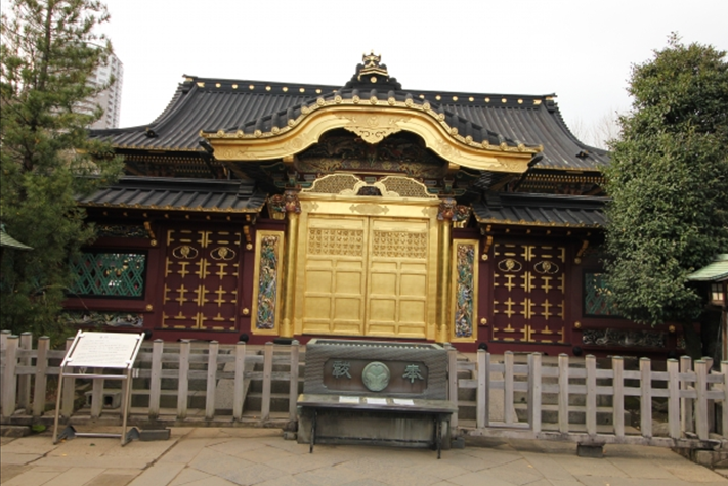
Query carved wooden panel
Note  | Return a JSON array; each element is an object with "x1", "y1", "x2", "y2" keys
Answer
[
  {"x1": 162, "y1": 228, "x2": 240, "y2": 331},
  {"x1": 492, "y1": 243, "x2": 566, "y2": 344}
]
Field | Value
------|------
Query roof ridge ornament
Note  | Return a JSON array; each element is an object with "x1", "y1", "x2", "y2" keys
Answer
[{"x1": 346, "y1": 52, "x2": 401, "y2": 90}]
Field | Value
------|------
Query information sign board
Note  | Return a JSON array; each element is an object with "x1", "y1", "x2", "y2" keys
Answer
[{"x1": 64, "y1": 332, "x2": 141, "y2": 368}]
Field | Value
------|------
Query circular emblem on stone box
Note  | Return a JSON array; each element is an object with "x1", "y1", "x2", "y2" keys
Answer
[{"x1": 362, "y1": 361, "x2": 391, "y2": 392}]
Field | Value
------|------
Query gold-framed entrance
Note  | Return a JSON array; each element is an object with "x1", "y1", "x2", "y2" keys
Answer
[{"x1": 292, "y1": 176, "x2": 441, "y2": 340}]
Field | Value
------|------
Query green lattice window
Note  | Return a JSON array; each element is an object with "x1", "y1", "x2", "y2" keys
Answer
[
  {"x1": 70, "y1": 252, "x2": 146, "y2": 298},
  {"x1": 584, "y1": 272, "x2": 620, "y2": 317}
]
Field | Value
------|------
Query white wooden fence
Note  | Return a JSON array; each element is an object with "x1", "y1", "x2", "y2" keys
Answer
[
  {"x1": 451, "y1": 349, "x2": 728, "y2": 448},
  {"x1": 2, "y1": 331, "x2": 727, "y2": 448},
  {"x1": 0, "y1": 331, "x2": 300, "y2": 427}
]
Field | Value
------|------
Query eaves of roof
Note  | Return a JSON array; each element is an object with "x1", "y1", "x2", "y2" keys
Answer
[
  {"x1": 77, "y1": 176, "x2": 267, "y2": 214},
  {"x1": 686, "y1": 254, "x2": 728, "y2": 282},
  {"x1": 472, "y1": 193, "x2": 608, "y2": 228},
  {"x1": 90, "y1": 76, "x2": 609, "y2": 172},
  {"x1": 0, "y1": 227, "x2": 33, "y2": 250}
]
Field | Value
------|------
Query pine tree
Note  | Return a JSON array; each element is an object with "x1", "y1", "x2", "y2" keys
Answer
[
  {"x1": 0, "y1": 0, "x2": 123, "y2": 340},
  {"x1": 604, "y1": 34, "x2": 728, "y2": 358}
]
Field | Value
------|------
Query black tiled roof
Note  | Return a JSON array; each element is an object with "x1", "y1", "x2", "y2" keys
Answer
[
  {"x1": 91, "y1": 72, "x2": 609, "y2": 171},
  {"x1": 472, "y1": 193, "x2": 608, "y2": 227},
  {"x1": 77, "y1": 176, "x2": 267, "y2": 214}
]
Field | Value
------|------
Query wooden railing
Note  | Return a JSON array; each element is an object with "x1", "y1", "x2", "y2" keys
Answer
[
  {"x1": 451, "y1": 350, "x2": 728, "y2": 447},
  {"x1": 2, "y1": 331, "x2": 727, "y2": 448},
  {"x1": 0, "y1": 331, "x2": 300, "y2": 427}
]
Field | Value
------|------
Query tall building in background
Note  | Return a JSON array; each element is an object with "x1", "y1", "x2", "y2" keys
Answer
[{"x1": 87, "y1": 53, "x2": 123, "y2": 129}]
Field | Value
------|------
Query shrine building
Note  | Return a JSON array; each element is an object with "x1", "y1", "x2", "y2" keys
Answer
[{"x1": 70, "y1": 54, "x2": 680, "y2": 356}]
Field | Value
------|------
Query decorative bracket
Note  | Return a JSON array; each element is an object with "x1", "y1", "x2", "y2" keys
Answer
[{"x1": 574, "y1": 239, "x2": 589, "y2": 264}]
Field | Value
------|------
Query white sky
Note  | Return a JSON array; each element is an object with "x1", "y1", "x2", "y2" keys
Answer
[{"x1": 23, "y1": 1, "x2": 728, "y2": 135}]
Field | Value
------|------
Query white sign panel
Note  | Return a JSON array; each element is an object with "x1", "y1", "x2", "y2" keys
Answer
[{"x1": 66, "y1": 332, "x2": 142, "y2": 368}]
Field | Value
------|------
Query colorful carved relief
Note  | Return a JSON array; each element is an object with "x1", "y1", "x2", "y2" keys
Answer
[
  {"x1": 438, "y1": 197, "x2": 456, "y2": 221},
  {"x1": 96, "y1": 224, "x2": 148, "y2": 238},
  {"x1": 492, "y1": 243, "x2": 567, "y2": 344},
  {"x1": 64, "y1": 311, "x2": 144, "y2": 328},
  {"x1": 582, "y1": 328, "x2": 666, "y2": 348},
  {"x1": 295, "y1": 132, "x2": 446, "y2": 178},
  {"x1": 454, "y1": 242, "x2": 476, "y2": 338},
  {"x1": 252, "y1": 231, "x2": 284, "y2": 333},
  {"x1": 162, "y1": 228, "x2": 241, "y2": 331}
]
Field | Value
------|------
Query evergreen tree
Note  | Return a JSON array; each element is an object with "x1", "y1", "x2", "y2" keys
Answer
[
  {"x1": 604, "y1": 34, "x2": 728, "y2": 359},
  {"x1": 0, "y1": 0, "x2": 123, "y2": 340}
]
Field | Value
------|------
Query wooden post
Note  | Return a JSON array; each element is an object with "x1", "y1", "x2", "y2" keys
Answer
[
  {"x1": 261, "y1": 342, "x2": 273, "y2": 423},
  {"x1": 177, "y1": 340, "x2": 190, "y2": 419},
  {"x1": 612, "y1": 356, "x2": 625, "y2": 438},
  {"x1": 1, "y1": 335, "x2": 18, "y2": 418},
  {"x1": 60, "y1": 337, "x2": 76, "y2": 417},
  {"x1": 206, "y1": 341, "x2": 219, "y2": 420},
  {"x1": 695, "y1": 359, "x2": 709, "y2": 440},
  {"x1": 90, "y1": 367, "x2": 104, "y2": 419},
  {"x1": 233, "y1": 341, "x2": 246, "y2": 422},
  {"x1": 447, "y1": 344, "x2": 459, "y2": 429},
  {"x1": 558, "y1": 353, "x2": 569, "y2": 434},
  {"x1": 528, "y1": 353, "x2": 542, "y2": 434},
  {"x1": 586, "y1": 355, "x2": 597, "y2": 437},
  {"x1": 149, "y1": 339, "x2": 163, "y2": 419},
  {"x1": 681, "y1": 356, "x2": 694, "y2": 434},
  {"x1": 640, "y1": 357, "x2": 652, "y2": 438},
  {"x1": 668, "y1": 358, "x2": 680, "y2": 439},
  {"x1": 722, "y1": 361, "x2": 728, "y2": 438},
  {"x1": 476, "y1": 350, "x2": 488, "y2": 429},
  {"x1": 289, "y1": 340, "x2": 300, "y2": 422},
  {"x1": 17, "y1": 333, "x2": 32, "y2": 411},
  {"x1": 32, "y1": 337, "x2": 49, "y2": 417},
  {"x1": 504, "y1": 351, "x2": 514, "y2": 425}
]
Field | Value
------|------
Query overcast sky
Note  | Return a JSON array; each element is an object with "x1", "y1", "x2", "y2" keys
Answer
[{"x1": 49, "y1": 1, "x2": 728, "y2": 137}]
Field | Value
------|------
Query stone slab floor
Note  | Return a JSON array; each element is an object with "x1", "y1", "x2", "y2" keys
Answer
[{"x1": 2, "y1": 428, "x2": 728, "y2": 486}]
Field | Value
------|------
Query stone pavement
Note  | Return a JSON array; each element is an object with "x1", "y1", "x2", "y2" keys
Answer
[{"x1": 3, "y1": 427, "x2": 728, "y2": 486}]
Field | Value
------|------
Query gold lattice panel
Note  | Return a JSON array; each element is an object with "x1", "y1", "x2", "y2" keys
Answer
[
  {"x1": 379, "y1": 176, "x2": 436, "y2": 198},
  {"x1": 307, "y1": 228, "x2": 364, "y2": 256},
  {"x1": 372, "y1": 230, "x2": 428, "y2": 259},
  {"x1": 162, "y1": 228, "x2": 241, "y2": 331},
  {"x1": 302, "y1": 174, "x2": 360, "y2": 194},
  {"x1": 491, "y1": 243, "x2": 567, "y2": 344}
]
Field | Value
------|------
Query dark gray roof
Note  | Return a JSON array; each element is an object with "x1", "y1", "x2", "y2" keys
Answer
[
  {"x1": 91, "y1": 72, "x2": 609, "y2": 172},
  {"x1": 472, "y1": 193, "x2": 608, "y2": 228},
  {"x1": 78, "y1": 176, "x2": 267, "y2": 214}
]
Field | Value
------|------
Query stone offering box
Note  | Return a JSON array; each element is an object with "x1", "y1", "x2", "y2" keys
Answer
[{"x1": 297, "y1": 339, "x2": 457, "y2": 455}]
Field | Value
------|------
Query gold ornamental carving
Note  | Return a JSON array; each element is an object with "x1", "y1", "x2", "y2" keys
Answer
[
  {"x1": 338, "y1": 114, "x2": 409, "y2": 144},
  {"x1": 349, "y1": 203, "x2": 389, "y2": 215}
]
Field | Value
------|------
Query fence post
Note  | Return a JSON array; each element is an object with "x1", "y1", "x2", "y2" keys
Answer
[
  {"x1": 261, "y1": 342, "x2": 273, "y2": 423},
  {"x1": 17, "y1": 333, "x2": 32, "y2": 411},
  {"x1": 206, "y1": 341, "x2": 219, "y2": 421},
  {"x1": 558, "y1": 354, "x2": 569, "y2": 434},
  {"x1": 149, "y1": 339, "x2": 163, "y2": 419},
  {"x1": 89, "y1": 367, "x2": 104, "y2": 419},
  {"x1": 528, "y1": 353, "x2": 542, "y2": 434},
  {"x1": 504, "y1": 351, "x2": 514, "y2": 425},
  {"x1": 640, "y1": 357, "x2": 652, "y2": 438},
  {"x1": 668, "y1": 358, "x2": 680, "y2": 439},
  {"x1": 695, "y1": 359, "x2": 709, "y2": 440},
  {"x1": 681, "y1": 356, "x2": 694, "y2": 434},
  {"x1": 586, "y1": 355, "x2": 597, "y2": 437},
  {"x1": 1, "y1": 335, "x2": 18, "y2": 418},
  {"x1": 177, "y1": 340, "x2": 190, "y2": 419},
  {"x1": 476, "y1": 350, "x2": 488, "y2": 429},
  {"x1": 61, "y1": 337, "x2": 76, "y2": 417},
  {"x1": 233, "y1": 341, "x2": 246, "y2": 422},
  {"x1": 612, "y1": 356, "x2": 625, "y2": 438},
  {"x1": 289, "y1": 340, "x2": 300, "y2": 422},
  {"x1": 722, "y1": 361, "x2": 728, "y2": 438},
  {"x1": 33, "y1": 337, "x2": 50, "y2": 417}
]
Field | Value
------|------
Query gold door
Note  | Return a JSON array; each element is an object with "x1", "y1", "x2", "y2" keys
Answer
[
  {"x1": 367, "y1": 218, "x2": 429, "y2": 338},
  {"x1": 299, "y1": 214, "x2": 432, "y2": 339}
]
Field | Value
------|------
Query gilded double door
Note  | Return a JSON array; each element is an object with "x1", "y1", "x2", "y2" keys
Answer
[{"x1": 298, "y1": 213, "x2": 436, "y2": 339}]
